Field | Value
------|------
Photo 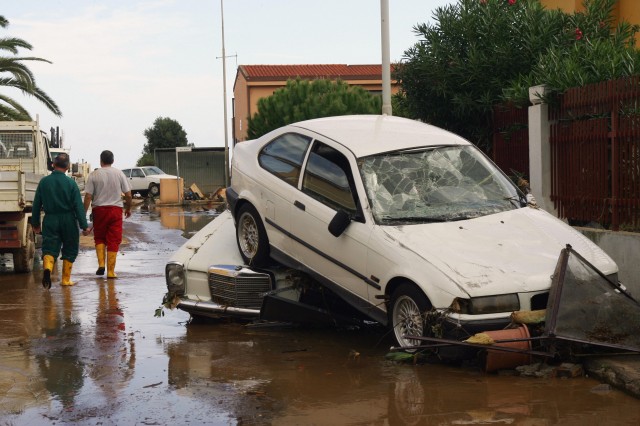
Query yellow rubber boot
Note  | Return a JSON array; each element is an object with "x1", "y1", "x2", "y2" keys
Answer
[
  {"x1": 42, "y1": 254, "x2": 54, "y2": 289},
  {"x1": 107, "y1": 252, "x2": 118, "y2": 279},
  {"x1": 95, "y1": 243, "x2": 106, "y2": 276},
  {"x1": 61, "y1": 259, "x2": 75, "y2": 286}
]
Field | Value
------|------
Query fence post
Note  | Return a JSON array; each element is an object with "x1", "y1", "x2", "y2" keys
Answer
[{"x1": 528, "y1": 85, "x2": 558, "y2": 217}]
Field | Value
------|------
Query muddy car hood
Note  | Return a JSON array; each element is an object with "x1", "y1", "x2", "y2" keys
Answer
[{"x1": 380, "y1": 207, "x2": 617, "y2": 297}]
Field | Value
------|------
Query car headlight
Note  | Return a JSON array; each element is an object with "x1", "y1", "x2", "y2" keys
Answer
[
  {"x1": 451, "y1": 294, "x2": 520, "y2": 315},
  {"x1": 165, "y1": 262, "x2": 185, "y2": 295}
]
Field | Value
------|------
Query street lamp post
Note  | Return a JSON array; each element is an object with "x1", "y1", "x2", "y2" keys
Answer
[
  {"x1": 380, "y1": 0, "x2": 392, "y2": 116},
  {"x1": 220, "y1": 0, "x2": 230, "y2": 188}
]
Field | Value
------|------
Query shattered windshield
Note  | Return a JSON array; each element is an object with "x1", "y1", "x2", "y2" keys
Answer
[{"x1": 359, "y1": 145, "x2": 522, "y2": 224}]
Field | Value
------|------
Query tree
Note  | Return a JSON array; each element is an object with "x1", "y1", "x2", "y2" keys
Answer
[
  {"x1": 247, "y1": 78, "x2": 382, "y2": 139},
  {"x1": 138, "y1": 117, "x2": 189, "y2": 165},
  {"x1": 505, "y1": 0, "x2": 640, "y2": 101},
  {"x1": 0, "y1": 16, "x2": 61, "y2": 120},
  {"x1": 395, "y1": 0, "x2": 639, "y2": 152}
]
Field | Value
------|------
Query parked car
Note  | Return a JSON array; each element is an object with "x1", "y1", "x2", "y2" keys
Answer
[
  {"x1": 121, "y1": 166, "x2": 176, "y2": 197},
  {"x1": 166, "y1": 115, "x2": 618, "y2": 350}
]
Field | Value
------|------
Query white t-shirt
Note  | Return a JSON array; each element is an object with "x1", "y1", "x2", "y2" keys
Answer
[{"x1": 85, "y1": 166, "x2": 131, "y2": 207}]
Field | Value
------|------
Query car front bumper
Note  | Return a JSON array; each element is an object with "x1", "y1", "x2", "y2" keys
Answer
[{"x1": 176, "y1": 298, "x2": 261, "y2": 320}]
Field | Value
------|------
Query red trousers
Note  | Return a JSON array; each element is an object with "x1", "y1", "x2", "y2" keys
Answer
[{"x1": 92, "y1": 206, "x2": 123, "y2": 252}]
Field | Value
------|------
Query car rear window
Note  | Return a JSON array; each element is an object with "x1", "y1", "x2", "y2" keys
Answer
[{"x1": 259, "y1": 133, "x2": 311, "y2": 186}]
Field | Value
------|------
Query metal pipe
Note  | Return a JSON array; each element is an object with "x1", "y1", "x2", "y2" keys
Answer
[{"x1": 380, "y1": 0, "x2": 392, "y2": 115}]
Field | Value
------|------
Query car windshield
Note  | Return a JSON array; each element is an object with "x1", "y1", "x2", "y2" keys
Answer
[
  {"x1": 359, "y1": 145, "x2": 523, "y2": 224},
  {"x1": 143, "y1": 166, "x2": 164, "y2": 176}
]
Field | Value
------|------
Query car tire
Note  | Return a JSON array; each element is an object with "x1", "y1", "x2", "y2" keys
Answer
[
  {"x1": 390, "y1": 283, "x2": 431, "y2": 351},
  {"x1": 235, "y1": 203, "x2": 270, "y2": 267},
  {"x1": 149, "y1": 183, "x2": 160, "y2": 197}
]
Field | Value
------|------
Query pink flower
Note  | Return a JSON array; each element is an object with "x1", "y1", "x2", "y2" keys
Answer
[
  {"x1": 508, "y1": 0, "x2": 516, "y2": 5},
  {"x1": 575, "y1": 28, "x2": 583, "y2": 40}
]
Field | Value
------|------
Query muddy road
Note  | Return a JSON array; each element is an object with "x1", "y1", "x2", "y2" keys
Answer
[{"x1": 1, "y1": 205, "x2": 639, "y2": 425}]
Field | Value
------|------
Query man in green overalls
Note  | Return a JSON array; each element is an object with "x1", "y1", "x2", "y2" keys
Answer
[{"x1": 31, "y1": 153, "x2": 91, "y2": 288}]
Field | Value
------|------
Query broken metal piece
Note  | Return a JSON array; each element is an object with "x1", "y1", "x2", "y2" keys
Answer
[{"x1": 544, "y1": 245, "x2": 640, "y2": 353}]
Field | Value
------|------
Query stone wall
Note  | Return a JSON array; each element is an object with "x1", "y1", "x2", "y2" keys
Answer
[{"x1": 578, "y1": 228, "x2": 640, "y2": 297}]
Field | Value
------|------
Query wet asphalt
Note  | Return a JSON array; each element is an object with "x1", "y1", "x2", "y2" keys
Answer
[{"x1": 0, "y1": 204, "x2": 639, "y2": 425}]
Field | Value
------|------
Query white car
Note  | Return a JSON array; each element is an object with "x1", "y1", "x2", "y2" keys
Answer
[
  {"x1": 166, "y1": 115, "x2": 618, "y2": 349},
  {"x1": 225, "y1": 115, "x2": 619, "y2": 348},
  {"x1": 121, "y1": 166, "x2": 176, "y2": 197}
]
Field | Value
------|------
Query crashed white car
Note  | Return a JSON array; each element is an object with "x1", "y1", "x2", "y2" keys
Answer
[{"x1": 167, "y1": 115, "x2": 618, "y2": 349}]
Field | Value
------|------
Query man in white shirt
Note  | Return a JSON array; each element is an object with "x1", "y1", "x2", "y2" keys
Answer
[{"x1": 83, "y1": 150, "x2": 132, "y2": 278}]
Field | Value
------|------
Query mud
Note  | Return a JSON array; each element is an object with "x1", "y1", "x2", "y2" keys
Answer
[{"x1": 1, "y1": 204, "x2": 639, "y2": 425}]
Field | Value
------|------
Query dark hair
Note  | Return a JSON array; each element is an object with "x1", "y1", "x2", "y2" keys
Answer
[
  {"x1": 53, "y1": 153, "x2": 70, "y2": 169},
  {"x1": 100, "y1": 150, "x2": 114, "y2": 165}
]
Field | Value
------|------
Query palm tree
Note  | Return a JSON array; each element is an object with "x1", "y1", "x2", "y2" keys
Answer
[{"x1": 0, "y1": 15, "x2": 61, "y2": 120}]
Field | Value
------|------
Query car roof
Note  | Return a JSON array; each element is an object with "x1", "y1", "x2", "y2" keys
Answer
[{"x1": 287, "y1": 115, "x2": 471, "y2": 158}]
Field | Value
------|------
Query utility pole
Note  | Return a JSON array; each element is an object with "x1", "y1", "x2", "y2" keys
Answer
[
  {"x1": 220, "y1": 0, "x2": 229, "y2": 187},
  {"x1": 380, "y1": 0, "x2": 392, "y2": 116}
]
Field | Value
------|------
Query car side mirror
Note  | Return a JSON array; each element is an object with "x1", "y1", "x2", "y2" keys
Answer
[{"x1": 328, "y1": 210, "x2": 351, "y2": 237}]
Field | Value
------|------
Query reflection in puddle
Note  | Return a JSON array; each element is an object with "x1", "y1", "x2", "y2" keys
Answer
[{"x1": 142, "y1": 204, "x2": 220, "y2": 239}]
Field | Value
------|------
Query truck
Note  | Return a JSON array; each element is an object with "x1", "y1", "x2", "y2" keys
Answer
[
  {"x1": 49, "y1": 146, "x2": 91, "y2": 193},
  {"x1": 0, "y1": 120, "x2": 52, "y2": 272}
]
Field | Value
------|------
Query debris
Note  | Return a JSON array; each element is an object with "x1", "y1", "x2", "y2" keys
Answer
[
  {"x1": 190, "y1": 183, "x2": 205, "y2": 199},
  {"x1": 213, "y1": 187, "x2": 226, "y2": 201},
  {"x1": 465, "y1": 333, "x2": 495, "y2": 345},
  {"x1": 554, "y1": 363, "x2": 583, "y2": 378},
  {"x1": 511, "y1": 309, "x2": 546, "y2": 324}
]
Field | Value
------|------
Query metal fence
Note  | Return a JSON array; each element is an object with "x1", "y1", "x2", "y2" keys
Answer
[
  {"x1": 492, "y1": 104, "x2": 529, "y2": 179},
  {"x1": 549, "y1": 76, "x2": 640, "y2": 231},
  {"x1": 155, "y1": 147, "x2": 226, "y2": 196}
]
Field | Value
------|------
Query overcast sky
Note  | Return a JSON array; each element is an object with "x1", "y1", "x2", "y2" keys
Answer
[{"x1": 3, "y1": 0, "x2": 455, "y2": 168}]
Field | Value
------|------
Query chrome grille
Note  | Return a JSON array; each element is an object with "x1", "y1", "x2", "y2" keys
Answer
[{"x1": 208, "y1": 265, "x2": 272, "y2": 309}]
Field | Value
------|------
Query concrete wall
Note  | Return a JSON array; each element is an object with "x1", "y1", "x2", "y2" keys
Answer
[{"x1": 578, "y1": 228, "x2": 640, "y2": 297}]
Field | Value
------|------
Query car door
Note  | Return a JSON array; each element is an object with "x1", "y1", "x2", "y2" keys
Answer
[
  {"x1": 128, "y1": 168, "x2": 146, "y2": 191},
  {"x1": 289, "y1": 139, "x2": 374, "y2": 307},
  {"x1": 255, "y1": 132, "x2": 312, "y2": 256}
]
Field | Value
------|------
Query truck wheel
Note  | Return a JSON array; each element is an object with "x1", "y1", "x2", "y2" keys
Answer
[
  {"x1": 13, "y1": 224, "x2": 35, "y2": 273},
  {"x1": 149, "y1": 184, "x2": 160, "y2": 197}
]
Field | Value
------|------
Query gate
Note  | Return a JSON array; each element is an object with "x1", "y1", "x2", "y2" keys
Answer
[{"x1": 549, "y1": 76, "x2": 640, "y2": 231}]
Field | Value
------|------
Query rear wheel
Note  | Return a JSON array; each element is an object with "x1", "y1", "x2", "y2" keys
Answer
[
  {"x1": 390, "y1": 283, "x2": 431, "y2": 351},
  {"x1": 235, "y1": 204, "x2": 270, "y2": 267},
  {"x1": 13, "y1": 224, "x2": 35, "y2": 273},
  {"x1": 149, "y1": 183, "x2": 160, "y2": 197}
]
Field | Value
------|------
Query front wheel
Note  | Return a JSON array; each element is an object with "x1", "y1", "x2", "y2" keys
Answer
[
  {"x1": 235, "y1": 204, "x2": 270, "y2": 267},
  {"x1": 390, "y1": 283, "x2": 431, "y2": 351}
]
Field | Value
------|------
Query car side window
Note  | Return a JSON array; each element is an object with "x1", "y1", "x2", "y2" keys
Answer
[
  {"x1": 131, "y1": 169, "x2": 144, "y2": 178},
  {"x1": 302, "y1": 142, "x2": 359, "y2": 217},
  {"x1": 258, "y1": 133, "x2": 311, "y2": 186},
  {"x1": 122, "y1": 169, "x2": 131, "y2": 178}
]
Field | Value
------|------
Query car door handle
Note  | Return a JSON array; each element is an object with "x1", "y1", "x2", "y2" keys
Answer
[{"x1": 294, "y1": 200, "x2": 305, "y2": 211}]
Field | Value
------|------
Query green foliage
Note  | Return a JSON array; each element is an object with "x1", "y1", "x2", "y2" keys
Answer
[
  {"x1": 395, "y1": 0, "x2": 640, "y2": 152},
  {"x1": 522, "y1": 0, "x2": 640, "y2": 101},
  {"x1": 0, "y1": 15, "x2": 61, "y2": 120},
  {"x1": 138, "y1": 117, "x2": 189, "y2": 165},
  {"x1": 247, "y1": 78, "x2": 382, "y2": 139},
  {"x1": 142, "y1": 117, "x2": 189, "y2": 154},
  {"x1": 136, "y1": 153, "x2": 155, "y2": 166}
]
